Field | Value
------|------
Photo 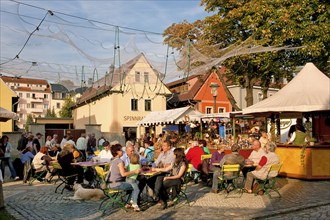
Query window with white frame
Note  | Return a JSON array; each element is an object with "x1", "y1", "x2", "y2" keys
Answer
[
  {"x1": 27, "y1": 103, "x2": 31, "y2": 108},
  {"x1": 44, "y1": 94, "x2": 48, "y2": 99},
  {"x1": 135, "y1": 71, "x2": 140, "y2": 82},
  {"x1": 218, "y1": 107, "x2": 225, "y2": 113},
  {"x1": 26, "y1": 93, "x2": 30, "y2": 98},
  {"x1": 19, "y1": 93, "x2": 22, "y2": 98},
  {"x1": 31, "y1": 103, "x2": 36, "y2": 108},
  {"x1": 206, "y1": 107, "x2": 212, "y2": 114},
  {"x1": 44, "y1": 104, "x2": 48, "y2": 109}
]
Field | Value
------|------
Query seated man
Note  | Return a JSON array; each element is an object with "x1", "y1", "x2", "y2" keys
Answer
[
  {"x1": 186, "y1": 140, "x2": 205, "y2": 184},
  {"x1": 243, "y1": 140, "x2": 266, "y2": 177},
  {"x1": 144, "y1": 141, "x2": 175, "y2": 200},
  {"x1": 211, "y1": 144, "x2": 245, "y2": 193},
  {"x1": 244, "y1": 142, "x2": 280, "y2": 193}
]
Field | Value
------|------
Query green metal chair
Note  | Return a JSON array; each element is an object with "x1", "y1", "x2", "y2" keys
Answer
[
  {"x1": 254, "y1": 163, "x2": 282, "y2": 198},
  {"x1": 52, "y1": 161, "x2": 78, "y2": 194},
  {"x1": 218, "y1": 164, "x2": 243, "y2": 198},
  {"x1": 95, "y1": 166, "x2": 130, "y2": 213},
  {"x1": 172, "y1": 164, "x2": 192, "y2": 207}
]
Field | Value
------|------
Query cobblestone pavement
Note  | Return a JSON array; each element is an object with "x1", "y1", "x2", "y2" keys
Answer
[{"x1": 2, "y1": 177, "x2": 330, "y2": 220}]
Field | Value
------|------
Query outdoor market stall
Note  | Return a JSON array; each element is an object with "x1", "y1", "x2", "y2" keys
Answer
[
  {"x1": 243, "y1": 63, "x2": 330, "y2": 180},
  {"x1": 137, "y1": 106, "x2": 203, "y2": 144}
]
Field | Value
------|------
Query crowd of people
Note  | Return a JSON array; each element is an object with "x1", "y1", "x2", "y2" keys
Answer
[{"x1": 0, "y1": 127, "x2": 282, "y2": 212}]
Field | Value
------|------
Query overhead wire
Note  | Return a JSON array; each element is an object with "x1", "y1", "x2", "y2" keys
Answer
[{"x1": 0, "y1": 9, "x2": 53, "y2": 65}]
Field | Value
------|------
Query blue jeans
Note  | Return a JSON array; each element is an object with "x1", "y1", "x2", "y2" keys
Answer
[
  {"x1": 1, "y1": 157, "x2": 17, "y2": 179},
  {"x1": 126, "y1": 178, "x2": 140, "y2": 205},
  {"x1": 111, "y1": 182, "x2": 134, "y2": 204}
]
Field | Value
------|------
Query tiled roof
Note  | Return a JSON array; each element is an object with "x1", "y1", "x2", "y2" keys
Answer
[
  {"x1": 14, "y1": 87, "x2": 51, "y2": 93},
  {"x1": 50, "y1": 84, "x2": 69, "y2": 92},
  {"x1": 166, "y1": 73, "x2": 210, "y2": 101},
  {"x1": 0, "y1": 76, "x2": 49, "y2": 85}
]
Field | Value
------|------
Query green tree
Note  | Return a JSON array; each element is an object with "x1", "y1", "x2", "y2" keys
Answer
[
  {"x1": 46, "y1": 108, "x2": 57, "y2": 118},
  {"x1": 59, "y1": 97, "x2": 75, "y2": 118},
  {"x1": 51, "y1": 107, "x2": 57, "y2": 118},
  {"x1": 25, "y1": 114, "x2": 33, "y2": 131},
  {"x1": 164, "y1": 0, "x2": 329, "y2": 106}
]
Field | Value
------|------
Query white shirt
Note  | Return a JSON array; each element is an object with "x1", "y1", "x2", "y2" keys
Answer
[
  {"x1": 98, "y1": 138, "x2": 105, "y2": 146},
  {"x1": 97, "y1": 149, "x2": 113, "y2": 163},
  {"x1": 65, "y1": 140, "x2": 76, "y2": 147},
  {"x1": 248, "y1": 148, "x2": 266, "y2": 164},
  {"x1": 60, "y1": 138, "x2": 67, "y2": 149},
  {"x1": 76, "y1": 137, "x2": 87, "y2": 150}
]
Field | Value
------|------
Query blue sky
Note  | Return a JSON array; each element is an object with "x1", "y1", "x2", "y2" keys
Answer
[{"x1": 0, "y1": 0, "x2": 210, "y2": 84}]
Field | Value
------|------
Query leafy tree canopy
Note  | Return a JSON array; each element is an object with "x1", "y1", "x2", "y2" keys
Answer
[
  {"x1": 164, "y1": 0, "x2": 329, "y2": 106},
  {"x1": 59, "y1": 97, "x2": 75, "y2": 118}
]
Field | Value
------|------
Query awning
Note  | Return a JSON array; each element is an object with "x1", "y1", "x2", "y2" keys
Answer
[
  {"x1": 243, "y1": 63, "x2": 330, "y2": 116},
  {"x1": 162, "y1": 125, "x2": 179, "y2": 131},
  {"x1": 137, "y1": 106, "x2": 203, "y2": 126},
  {"x1": 0, "y1": 107, "x2": 17, "y2": 122}
]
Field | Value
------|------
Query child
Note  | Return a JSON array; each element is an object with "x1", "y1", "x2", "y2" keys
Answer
[{"x1": 126, "y1": 153, "x2": 141, "y2": 211}]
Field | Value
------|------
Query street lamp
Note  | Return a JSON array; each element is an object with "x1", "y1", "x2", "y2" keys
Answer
[{"x1": 210, "y1": 82, "x2": 219, "y2": 113}]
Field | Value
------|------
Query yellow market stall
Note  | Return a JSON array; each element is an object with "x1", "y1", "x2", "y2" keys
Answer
[{"x1": 243, "y1": 63, "x2": 330, "y2": 180}]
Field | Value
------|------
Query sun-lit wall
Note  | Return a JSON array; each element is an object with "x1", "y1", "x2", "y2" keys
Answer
[{"x1": 0, "y1": 79, "x2": 17, "y2": 135}]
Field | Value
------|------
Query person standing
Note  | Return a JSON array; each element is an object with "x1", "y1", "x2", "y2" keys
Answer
[
  {"x1": 286, "y1": 124, "x2": 307, "y2": 145},
  {"x1": 87, "y1": 133, "x2": 96, "y2": 154},
  {"x1": 60, "y1": 135, "x2": 68, "y2": 149},
  {"x1": 50, "y1": 134, "x2": 58, "y2": 150},
  {"x1": 259, "y1": 130, "x2": 269, "y2": 150},
  {"x1": 32, "y1": 133, "x2": 43, "y2": 155},
  {"x1": 0, "y1": 136, "x2": 18, "y2": 180},
  {"x1": 288, "y1": 118, "x2": 306, "y2": 139},
  {"x1": 17, "y1": 133, "x2": 28, "y2": 151},
  {"x1": 76, "y1": 133, "x2": 87, "y2": 161}
]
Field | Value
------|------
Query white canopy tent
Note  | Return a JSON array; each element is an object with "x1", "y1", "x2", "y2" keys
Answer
[
  {"x1": 0, "y1": 107, "x2": 17, "y2": 122},
  {"x1": 243, "y1": 63, "x2": 330, "y2": 116},
  {"x1": 137, "y1": 106, "x2": 203, "y2": 126}
]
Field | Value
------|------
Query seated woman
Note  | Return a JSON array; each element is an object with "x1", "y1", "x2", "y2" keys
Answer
[
  {"x1": 108, "y1": 143, "x2": 141, "y2": 212},
  {"x1": 210, "y1": 144, "x2": 226, "y2": 193},
  {"x1": 57, "y1": 143, "x2": 84, "y2": 190},
  {"x1": 32, "y1": 146, "x2": 54, "y2": 181},
  {"x1": 151, "y1": 148, "x2": 187, "y2": 210}
]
